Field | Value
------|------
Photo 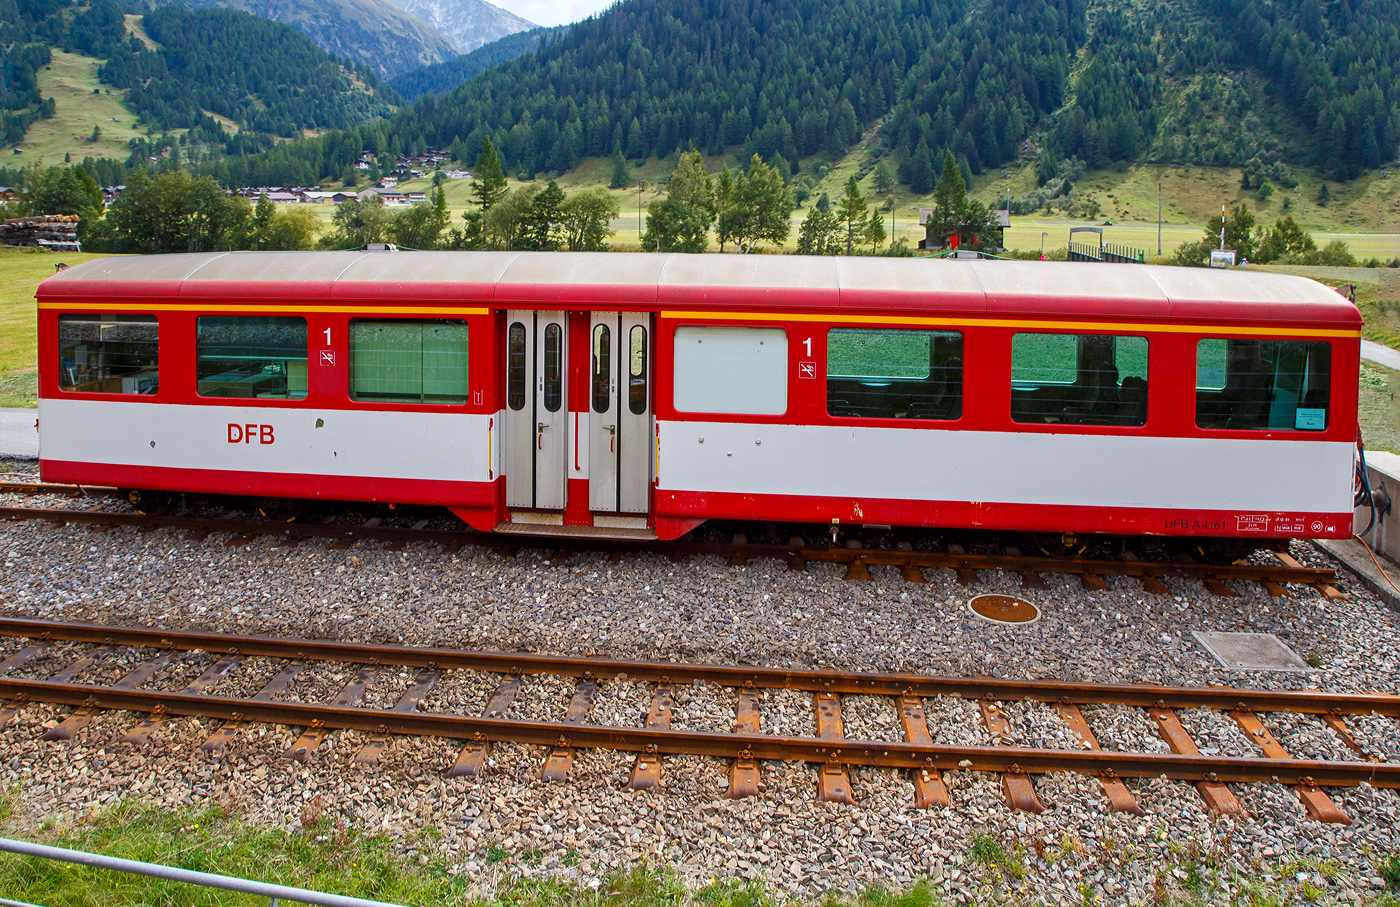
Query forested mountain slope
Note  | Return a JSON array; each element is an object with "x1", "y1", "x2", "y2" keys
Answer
[
  {"x1": 2, "y1": 0, "x2": 396, "y2": 155},
  {"x1": 391, "y1": 26, "x2": 564, "y2": 101},
  {"x1": 131, "y1": 0, "x2": 459, "y2": 79},
  {"x1": 364, "y1": 0, "x2": 1399, "y2": 186}
]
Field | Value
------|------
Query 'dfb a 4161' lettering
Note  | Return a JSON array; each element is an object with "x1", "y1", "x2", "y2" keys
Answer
[{"x1": 227, "y1": 423, "x2": 275, "y2": 444}]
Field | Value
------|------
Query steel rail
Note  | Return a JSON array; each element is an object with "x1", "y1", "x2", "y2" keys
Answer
[
  {"x1": 1, "y1": 677, "x2": 1395, "y2": 787},
  {"x1": 0, "y1": 505, "x2": 1341, "y2": 586},
  {"x1": 2, "y1": 618, "x2": 1395, "y2": 716},
  {"x1": 0, "y1": 482, "x2": 113, "y2": 497}
]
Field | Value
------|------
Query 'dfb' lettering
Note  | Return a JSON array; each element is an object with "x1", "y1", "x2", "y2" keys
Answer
[{"x1": 227, "y1": 423, "x2": 275, "y2": 445}]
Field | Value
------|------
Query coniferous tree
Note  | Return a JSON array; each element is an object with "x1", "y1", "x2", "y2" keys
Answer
[
  {"x1": 517, "y1": 180, "x2": 566, "y2": 251},
  {"x1": 715, "y1": 155, "x2": 794, "y2": 253},
  {"x1": 836, "y1": 175, "x2": 867, "y2": 256},
  {"x1": 797, "y1": 193, "x2": 840, "y2": 255},
  {"x1": 927, "y1": 150, "x2": 966, "y2": 247},
  {"x1": 642, "y1": 151, "x2": 715, "y2": 252},
  {"x1": 909, "y1": 142, "x2": 935, "y2": 195},
  {"x1": 470, "y1": 138, "x2": 507, "y2": 212},
  {"x1": 609, "y1": 146, "x2": 629, "y2": 189},
  {"x1": 865, "y1": 208, "x2": 886, "y2": 253}
]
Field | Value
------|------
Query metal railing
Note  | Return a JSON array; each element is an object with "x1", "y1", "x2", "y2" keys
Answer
[{"x1": 0, "y1": 838, "x2": 409, "y2": 907}]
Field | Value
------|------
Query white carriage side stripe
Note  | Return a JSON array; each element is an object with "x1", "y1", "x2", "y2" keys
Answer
[
  {"x1": 656, "y1": 420, "x2": 1353, "y2": 514},
  {"x1": 38, "y1": 399, "x2": 495, "y2": 484}
]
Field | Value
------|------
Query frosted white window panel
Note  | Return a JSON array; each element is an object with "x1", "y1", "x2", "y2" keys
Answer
[{"x1": 672, "y1": 326, "x2": 787, "y2": 415}]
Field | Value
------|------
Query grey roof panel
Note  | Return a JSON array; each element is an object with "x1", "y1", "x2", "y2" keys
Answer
[
  {"x1": 660, "y1": 253, "x2": 838, "y2": 289},
  {"x1": 177, "y1": 251, "x2": 368, "y2": 283},
  {"x1": 835, "y1": 256, "x2": 986, "y2": 311},
  {"x1": 45, "y1": 252, "x2": 228, "y2": 283},
  {"x1": 972, "y1": 260, "x2": 1171, "y2": 317},
  {"x1": 498, "y1": 251, "x2": 668, "y2": 286},
  {"x1": 339, "y1": 250, "x2": 521, "y2": 285}
]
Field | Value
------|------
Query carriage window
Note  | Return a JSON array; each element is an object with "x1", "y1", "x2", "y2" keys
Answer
[
  {"x1": 628, "y1": 324, "x2": 648, "y2": 415},
  {"x1": 826, "y1": 329, "x2": 962, "y2": 420},
  {"x1": 1196, "y1": 339, "x2": 1330, "y2": 431},
  {"x1": 1011, "y1": 333, "x2": 1148, "y2": 426},
  {"x1": 196, "y1": 316, "x2": 307, "y2": 399},
  {"x1": 508, "y1": 322, "x2": 526, "y2": 411},
  {"x1": 543, "y1": 323, "x2": 563, "y2": 413},
  {"x1": 349, "y1": 320, "x2": 468, "y2": 404},
  {"x1": 591, "y1": 324, "x2": 611, "y2": 413},
  {"x1": 673, "y1": 326, "x2": 787, "y2": 415},
  {"x1": 58, "y1": 314, "x2": 159, "y2": 395}
]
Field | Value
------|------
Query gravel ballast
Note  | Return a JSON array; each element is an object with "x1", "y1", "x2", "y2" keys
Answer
[{"x1": 2, "y1": 489, "x2": 1399, "y2": 903}]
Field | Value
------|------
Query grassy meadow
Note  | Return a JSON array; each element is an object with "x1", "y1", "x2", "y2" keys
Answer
[
  {"x1": 0, "y1": 249, "x2": 117, "y2": 406},
  {"x1": 15, "y1": 50, "x2": 152, "y2": 166}
]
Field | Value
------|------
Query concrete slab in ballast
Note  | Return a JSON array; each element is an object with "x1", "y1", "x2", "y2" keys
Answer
[{"x1": 1191, "y1": 630, "x2": 1310, "y2": 672}]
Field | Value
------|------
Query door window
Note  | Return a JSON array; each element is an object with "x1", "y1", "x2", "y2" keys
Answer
[
  {"x1": 591, "y1": 323, "x2": 611, "y2": 413},
  {"x1": 628, "y1": 324, "x2": 648, "y2": 415},
  {"x1": 543, "y1": 322, "x2": 563, "y2": 412},
  {"x1": 507, "y1": 322, "x2": 526, "y2": 411}
]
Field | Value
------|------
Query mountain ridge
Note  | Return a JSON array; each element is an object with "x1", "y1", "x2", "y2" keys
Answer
[
  {"x1": 133, "y1": 0, "x2": 460, "y2": 79},
  {"x1": 394, "y1": 0, "x2": 536, "y2": 56}
]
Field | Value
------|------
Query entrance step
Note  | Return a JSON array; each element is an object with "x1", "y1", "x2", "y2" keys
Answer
[{"x1": 496, "y1": 519, "x2": 658, "y2": 542}]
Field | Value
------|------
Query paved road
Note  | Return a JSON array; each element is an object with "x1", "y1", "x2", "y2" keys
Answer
[
  {"x1": 0, "y1": 407, "x2": 38, "y2": 460},
  {"x1": 1363, "y1": 340, "x2": 1400, "y2": 371}
]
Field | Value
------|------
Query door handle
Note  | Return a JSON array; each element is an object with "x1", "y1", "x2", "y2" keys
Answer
[
  {"x1": 608, "y1": 423, "x2": 615, "y2": 452},
  {"x1": 537, "y1": 421, "x2": 547, "y2": 449}
]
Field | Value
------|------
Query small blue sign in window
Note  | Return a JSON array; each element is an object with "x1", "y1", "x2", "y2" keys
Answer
[{"x1": 1295, "y1": 408, "x2": 1326, "y2": 430}]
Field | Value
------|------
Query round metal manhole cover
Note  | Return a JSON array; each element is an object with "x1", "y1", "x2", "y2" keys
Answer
[{"x1": 968, "y1": 594, "x2": 1040, "y2": 625}]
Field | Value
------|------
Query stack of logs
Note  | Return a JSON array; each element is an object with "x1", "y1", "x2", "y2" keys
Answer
[{"x1": 0, "y1": 214, "x2": 81, "y2": 251}]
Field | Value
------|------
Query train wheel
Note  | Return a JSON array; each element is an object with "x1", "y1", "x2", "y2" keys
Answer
[
  {"x1": 257, "y1": 497, "x2": 306, "y2": 523},
  {"x1": 1032, "y1": 531, "x2": 1088, "y2": 559},
  {"x1": 124, "y1": 488, "x2": 173, "y2": 515}
]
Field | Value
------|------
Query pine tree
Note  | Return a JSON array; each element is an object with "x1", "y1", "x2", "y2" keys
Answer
[
  {"x1": 836, "y1": 175, "x2": 866, "y2": 256},
  {"x1": 928, "y1": 150, "x2": 966, "y2": 246},
  {"x1": 874, "y1": 160, "x2": 894, "y2": 195},
  {"x1": 641, "y1": 150, "x2": 716, "y2": 252},
  {"x1": 715, "y1": 155, "x2": 794, "y2": 253},
  {"x1": 252, "y1": 191, "x2": 275, "y2": 249},
  {"x1": 609, "y1": 146, "x2": 629, "y2": 189},
  {"x1": 517, "y1": 180, "x2": 566, "y2": 251},
  {"x1": 909, "y1": 141, "x2": 935, "y2": 194},
  {"x1": 866, "y1": 208, "x2": 886, "y2": 253},
  {"x1": 470, "y1": 138, "x2": 507, "y2": 212}
]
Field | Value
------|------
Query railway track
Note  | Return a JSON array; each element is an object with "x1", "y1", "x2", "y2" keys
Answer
[
  {"x1": 0, "y1": 486, "x2": 1347, "y2": 599},
  {"x1": 0, "y1": 619, "x2": 1396, "y2": 822}
]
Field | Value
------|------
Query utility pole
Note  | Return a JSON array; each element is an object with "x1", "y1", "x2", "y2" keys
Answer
[
  {"x1": 1157, "y1": 179, "x2": 1162, "y2": 256},
  {"x1": 1220, "y1": 203, "x2": 1226, "y2": 250},
  {"x1": 638, "y1": 181, "x2": 646, "y2": 239}
]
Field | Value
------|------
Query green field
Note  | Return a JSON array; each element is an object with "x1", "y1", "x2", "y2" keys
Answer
[
  {"x1": 7, "y1": 50, "x2": 152, "y2": 166},
  {"x1": 0, "y1": 249, "x2": 117, "y2": 406}
]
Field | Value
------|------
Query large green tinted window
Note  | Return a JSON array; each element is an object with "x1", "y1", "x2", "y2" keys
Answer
[
  {"x1": 826, "y1": 328, "x2": 962, "y2": 420},
  {"x1": 350, "y1": 320, "x2": 469, "y2": 404},
  {"x1": 1011, "y1": 333, "x2": 1148, "y2": 426},
  {"x1": 1196, "y1": 339, "x2": 1330, "y2": 431},
  {"x1": 58, "y1": 314, "x2": 159, "y2": 394},
  {"x1": 197, "y1": 316, "x2": 307, "y2": 399}
]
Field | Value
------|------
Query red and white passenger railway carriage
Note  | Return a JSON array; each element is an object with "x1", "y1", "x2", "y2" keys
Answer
[{"x1": 35, "y1": 251, "x2": 1361, "y2": 551}]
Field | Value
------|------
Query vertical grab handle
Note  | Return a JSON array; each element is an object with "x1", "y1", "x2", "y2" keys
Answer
[{"x1": 574, "y1": 366, "x2": 581, "y2": 472}]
